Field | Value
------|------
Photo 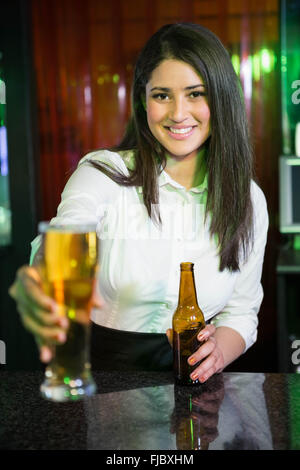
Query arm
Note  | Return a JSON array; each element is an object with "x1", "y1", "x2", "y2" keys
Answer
[
  {"x1": 187, "y1": 183, "x2": 269, "y2": 382},
  {"x1": 213, "y1": 326, "x2": 245, "y2": 369},
  {"x1": 9, "y1": 155, "x2": 109, "y2": 362}
]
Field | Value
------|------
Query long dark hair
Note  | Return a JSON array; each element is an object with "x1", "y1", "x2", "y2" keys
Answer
[{"x1": 88, "y1": 22, "x2": 254, "y2": 272}]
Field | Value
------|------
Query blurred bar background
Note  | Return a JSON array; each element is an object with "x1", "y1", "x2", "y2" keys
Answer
[{"x1": 0, "y1": 0, "x2": 299, "y2": 372}]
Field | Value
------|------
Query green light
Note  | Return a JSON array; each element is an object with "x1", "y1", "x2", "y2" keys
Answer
[
  {"x1": 261, "y1": 49, "x2": 271, "y2": 72},
  {"x1": 260, "y1": 49, "x2": 276, "y2": 74},
  {"x1": 68, "y1": 308, "x2": 76, "y2": 320},
  {"x1": 190, "y1": 418, "x2": 194, "y2": 447},
  {"x1": 253, "y1": 53, "x2": 261, "y2": 81},
  {"x1": 231, "y1": 54, "x2": 240, "y2": 75},
  {"x1": 112, "y1": 74, "x2": 120, "y2": 84},
  {"x1": 64, "y1": 376, "x2": 70, "y2": 385},
  {"x1": 270, "y1": 50, "x2": 276, "y2": 69},
  {"x1": 294, "y1": 235, "x2": 300, "y2": 251}
]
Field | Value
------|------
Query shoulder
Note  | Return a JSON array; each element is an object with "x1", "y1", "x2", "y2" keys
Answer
[
  {"x1": 250, "y1": 179, "x2": 269, "y2": 234},
  {"x1": 63, "y1": 149, "x2": 136, "y2": 202},
  {"x1": 78, "y1": 149, "x2": 134, "y2": 174},
  {"x1": 250, "y1": 180, "x2": 267, "y2": 209},
  {"x1": 62, "y1": 150, "x2": 131, "y2": 200}
]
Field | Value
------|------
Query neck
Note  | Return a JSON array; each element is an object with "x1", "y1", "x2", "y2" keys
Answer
[
  {"x1": 164, "y1": 147, "x2": 207, "y2": 190},
  {"x1": 178, "y1": 269, "x2": 199, "y2": 307}
]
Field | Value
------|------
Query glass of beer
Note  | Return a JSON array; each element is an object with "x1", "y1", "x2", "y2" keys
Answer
[{"x1": 37, "y1": 221, "x2": 99, "y2": 402}]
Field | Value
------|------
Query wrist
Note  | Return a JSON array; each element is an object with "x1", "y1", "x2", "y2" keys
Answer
[{"x1": 213, "y1": 326, "x2": 245, "y2": 369}]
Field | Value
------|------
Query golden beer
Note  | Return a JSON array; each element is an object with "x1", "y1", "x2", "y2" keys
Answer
[
  {"x1": 38, "y1": 223, "x2": 99, "y2": 402},
  {"x1": 172, "y1": 262, "x2": 206, "y2": 385}
]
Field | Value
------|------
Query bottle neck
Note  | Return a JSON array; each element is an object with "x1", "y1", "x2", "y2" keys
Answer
[{"x1": 178, "y1": 268, "x2": 199, "y2": 308}]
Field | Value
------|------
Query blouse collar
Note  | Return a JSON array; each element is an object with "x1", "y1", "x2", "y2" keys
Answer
[{"x1": 158, "y1": 168, "x2": 208, "y2": 194}]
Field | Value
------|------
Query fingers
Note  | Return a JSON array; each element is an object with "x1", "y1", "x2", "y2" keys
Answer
[
  {"x1": 16, "y1": 290, "x2": 65, "y2": 328},
  {"x1": 9, "y1": 265, "x2": 69, "y2": 356},
  {"x1": 197, "y1": 323, "x2": 216, "y2": 342},
  {"x1": 187, "y1": 324, "x2": 216, "y2": 368},
  {"x1": 165, "y1": 325, "x2": 214, "y2": 348},
  {"x1": 35, "y1": 337, "x2": 53, "y2": 363},
  {"x1": 9, "y1": 266, "x2": 55, "y2": 313},
  {"x1": 192, "y1": 393, "x2": 224, "y2": 414},
  {"x1": 39, "y1": 345, "x2": 53, "y2": 363},
  {"x1": 166, "y1": 328, "x2": 173, "y2": 346},
  {"x1": 192, "y1": 387, "x2": 225, "y2": 407},
  {"x1": 166, "y1": 324, "x2": 220, "y2": 382},
  {"x1": 18, "y1": 303, "x2": 67, "y2": 344},
  {"x1": 188, "y1": 336, "x2": 224, "y2": 383}
]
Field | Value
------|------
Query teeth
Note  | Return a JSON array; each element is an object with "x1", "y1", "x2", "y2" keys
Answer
[{"x1": 169, "y1": 127, "x2": 193, "y2": 134}]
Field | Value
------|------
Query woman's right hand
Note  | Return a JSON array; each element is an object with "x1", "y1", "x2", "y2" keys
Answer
[{"x1": 8, "y1": 266, "x2": 69, "y2": 363}]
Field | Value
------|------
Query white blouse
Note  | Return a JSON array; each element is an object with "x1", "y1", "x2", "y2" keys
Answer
[{"x1": 31, "y1": 149, "x2": 269, "y2": 352}]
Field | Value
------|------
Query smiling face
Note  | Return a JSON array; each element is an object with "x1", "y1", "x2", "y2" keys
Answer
[{"x1": 145, "y1": 59, "x2": 211, "y2": 161}]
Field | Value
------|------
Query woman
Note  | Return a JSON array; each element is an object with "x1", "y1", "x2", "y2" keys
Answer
[{"x1": 9, "y1": 23, "x2": 268, "y2": 383}]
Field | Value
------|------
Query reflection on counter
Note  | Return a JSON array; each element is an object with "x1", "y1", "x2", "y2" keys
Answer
[
  {"x1": 84, "y1": 372, "x2": 273, "y2": 450},
  {"x1": 171, "y1": 374, "x2": 224, "y2": 450}
]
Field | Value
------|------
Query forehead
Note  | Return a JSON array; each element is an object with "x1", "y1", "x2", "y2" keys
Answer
[{"x1": 146, "y1": 59, "x2": 204, "y2": 88}]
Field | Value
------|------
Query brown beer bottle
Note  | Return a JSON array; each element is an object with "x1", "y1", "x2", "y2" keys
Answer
[{"x1": 173, "y1": 262, "x2": 206, "y2": 385}]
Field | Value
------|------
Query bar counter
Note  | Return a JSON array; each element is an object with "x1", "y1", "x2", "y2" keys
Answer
[{"x1": 0, "y1": 370, "x2": 299, "y2": 450}]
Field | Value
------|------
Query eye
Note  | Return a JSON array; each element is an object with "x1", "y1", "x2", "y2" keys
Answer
[
  {"x1": 151, "y1": 93, "x2": 170, "y2": 101},
  {"x1": 189, "y1": 91, "x2": 207, "y2": 98}
]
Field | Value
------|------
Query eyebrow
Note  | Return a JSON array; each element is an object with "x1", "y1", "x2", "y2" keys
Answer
[{"x1": 150, "y1": 84, "x2": 205, "y2": 92}]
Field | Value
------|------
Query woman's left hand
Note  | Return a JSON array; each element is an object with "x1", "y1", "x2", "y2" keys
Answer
[
  {"x1": 188, "y1": 324, "x2": 224, "y2": 383},
  {"x1": 166, "y1": 324, "x2": 225, "y2": 383}
]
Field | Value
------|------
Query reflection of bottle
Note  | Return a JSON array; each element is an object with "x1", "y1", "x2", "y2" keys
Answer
[
  {"x1": 174, "y1": 387, "x2": 209, "y2": 450},
  {"x1": 172, "y1": 263, "x2": 206, "y2": 385},
  {"x1": 176, "y1": 415, "x2": 210, "y2": 450}
]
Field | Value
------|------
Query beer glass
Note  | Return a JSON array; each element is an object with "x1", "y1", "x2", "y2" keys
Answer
[{"x1": 38, "y1": 222, "x2": 99, "y2": 402}]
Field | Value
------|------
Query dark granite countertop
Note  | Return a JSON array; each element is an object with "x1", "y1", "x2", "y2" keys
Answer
[{"x1": 0, "y1": 371, "x2": 299, "y2": 450}]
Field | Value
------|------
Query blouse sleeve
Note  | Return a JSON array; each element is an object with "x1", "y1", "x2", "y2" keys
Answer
[
  {"x1": 29, "y1": 150, "x2": 121, "y2": 264},
  {"x1": 210, "y1": 182, "x2": 269, "y2": 352}
]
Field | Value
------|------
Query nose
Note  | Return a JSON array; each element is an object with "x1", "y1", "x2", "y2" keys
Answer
[{"x1": 169, "y1": 96, "x2": 188, "y2": 122}]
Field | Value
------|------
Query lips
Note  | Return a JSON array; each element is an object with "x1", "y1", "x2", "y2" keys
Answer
[
  {"x1": 169, "y1": 126, "x2": 193, "y2": 134},
  {"x1": 165, "y1": 125, "x2": 196, "y2": 140}
]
